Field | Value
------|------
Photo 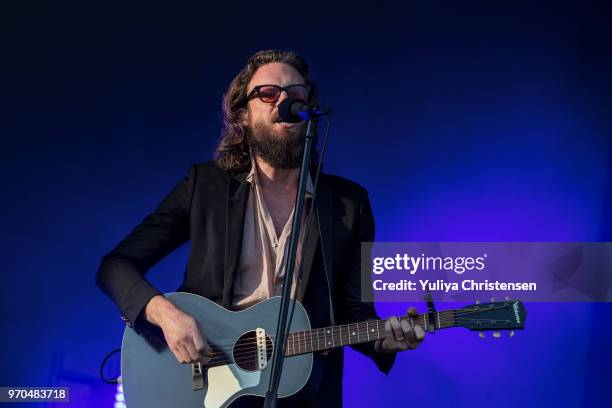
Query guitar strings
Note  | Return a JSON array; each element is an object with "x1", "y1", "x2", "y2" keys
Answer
[
  {"x1": 208, "y1": 320, "x2": 520, "y2": 368},
  {"x1": 200, "y1": 308, "x2": 510, "y2": 357},
  {"x1": 212, "y1": 321, "x2": 518, "y2": 368},
  {"x1": 203, "y1": 321, "x2": 518, "y2": 368},
  {"x1": 203, "y1": 315, "x2": 514, "y2": 363},
  {"x1": 205, "y1": 307, "x2": 501, "y2": 354},
  {"x1": 220, "y1": 316, "x2": 514, "y2": 360}
]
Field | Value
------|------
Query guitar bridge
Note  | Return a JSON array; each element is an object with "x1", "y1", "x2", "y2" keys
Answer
[
  {"x1": 256, "y1": 328, "x2": 268, "y2": 370},
  {"x1": 192, "y1": 361, "x2": 205, "y2": 391}
]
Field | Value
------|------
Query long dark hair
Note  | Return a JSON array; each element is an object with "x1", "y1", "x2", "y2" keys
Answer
[{"x1": 213, "y1": 50, "x2": 319, "y2": 173}]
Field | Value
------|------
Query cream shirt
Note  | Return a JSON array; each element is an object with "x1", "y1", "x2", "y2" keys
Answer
[{"x1": 231, "y1": 162, "x2": 314, "y2": 310}]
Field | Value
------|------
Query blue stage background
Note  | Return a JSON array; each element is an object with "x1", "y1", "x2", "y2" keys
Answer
[{"x1": 1, "y1": 1, "x2": 611, "y2": 406}]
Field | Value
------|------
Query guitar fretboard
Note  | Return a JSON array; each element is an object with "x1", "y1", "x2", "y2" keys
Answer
[{"x1": 284, "y1": 310, "x2": 456, "y2": 357}]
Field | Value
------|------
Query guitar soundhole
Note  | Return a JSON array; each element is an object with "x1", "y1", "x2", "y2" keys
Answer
[{"x1": 232, "y1": 330, "x2": 274, "y2": 371}]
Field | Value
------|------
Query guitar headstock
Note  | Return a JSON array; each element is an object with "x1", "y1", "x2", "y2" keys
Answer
[{"x1": 455, "y1": 299, "x2": 527, "y2": 337}]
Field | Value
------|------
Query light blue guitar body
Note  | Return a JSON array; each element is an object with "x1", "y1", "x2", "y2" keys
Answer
[{"x1": 121, "y1": 292, "x2": 312, "y2": 408}]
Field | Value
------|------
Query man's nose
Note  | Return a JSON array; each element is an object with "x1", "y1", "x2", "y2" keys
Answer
[{"x1": 275, "y1": 89, "x2": 290, "y2": 107}]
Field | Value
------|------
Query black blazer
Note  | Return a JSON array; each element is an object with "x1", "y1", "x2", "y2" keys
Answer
[{"x1": 96, "y1": 161, "x2": 395, "y2": 401}]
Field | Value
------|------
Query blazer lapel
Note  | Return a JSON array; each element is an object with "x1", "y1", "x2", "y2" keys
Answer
[{"x1": 222, "y1": 172, "x2": 249, "y2": 308}]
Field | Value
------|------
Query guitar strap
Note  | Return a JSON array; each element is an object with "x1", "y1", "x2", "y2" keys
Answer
[
  {"x1": 290, "y1": 189, "x2": 335, "y2": 327},
  {"x1": 317, "y1": 206, "x2": 335, "y2": 326}
]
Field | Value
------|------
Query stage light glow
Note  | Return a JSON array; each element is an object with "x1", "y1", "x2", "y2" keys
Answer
[{"x1": 114, "y1": 376, "x2": 125, "y2": 408}]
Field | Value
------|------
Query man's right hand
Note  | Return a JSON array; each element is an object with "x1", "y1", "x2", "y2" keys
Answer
[{"x1": 144, "y1": 295, "x2": 213, "y2": 365}]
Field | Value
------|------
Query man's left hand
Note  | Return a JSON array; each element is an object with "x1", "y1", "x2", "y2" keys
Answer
[{"x1": 374, "y1": 307, "x2": 425, "y2": 353}]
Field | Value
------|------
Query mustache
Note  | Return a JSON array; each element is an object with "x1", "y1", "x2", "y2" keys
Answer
[{"x1": 270, "y1": 111, "x2": 304, "y2": 124}]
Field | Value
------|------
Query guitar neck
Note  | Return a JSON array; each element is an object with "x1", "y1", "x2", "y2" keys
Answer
[{"x1": 284, "y1": 310, "x2": 457, "y2": 357}]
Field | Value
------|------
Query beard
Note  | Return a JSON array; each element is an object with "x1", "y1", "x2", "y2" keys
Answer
[{"x1": 247, "y1": 118, "x2": 307, "y2": 169}]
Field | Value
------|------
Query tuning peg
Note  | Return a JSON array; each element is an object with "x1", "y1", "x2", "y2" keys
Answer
[
  {"x1": 509, "y1": 331, "x2": 515, "y2": 337},
  {"x1": 475, "y1": 299, "x2": 480, "y2": 304},
  {"x1": 490, "y1": 297, "x2": 495, "y2": 302},
  {"x1": 504, "y1": 295, "x2": 510, "y2": 301},
  {"x1": 493, "y1": 331, "x2": 501, "y2": 338},
  {"x1": 479, "y1": 332, "x2": 485, "y2": 338}
]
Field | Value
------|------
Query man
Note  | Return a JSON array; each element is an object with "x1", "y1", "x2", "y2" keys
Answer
[{"x1": 96, "y1": 49, "x2": 424, "y2": 407}]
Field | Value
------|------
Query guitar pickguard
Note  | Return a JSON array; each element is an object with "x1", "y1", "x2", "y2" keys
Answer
[{"x1": 204, "y1": 364, "x2": 261, "y2": 408}]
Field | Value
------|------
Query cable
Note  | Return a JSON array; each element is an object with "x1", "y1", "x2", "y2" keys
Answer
[{"x1": 99, "y1": 348, "x2": 121, "y2": 384}]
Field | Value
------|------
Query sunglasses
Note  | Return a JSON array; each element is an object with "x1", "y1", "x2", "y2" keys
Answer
[{"x1": 247, "y1": 84, "x2": 311, "y2": 104}]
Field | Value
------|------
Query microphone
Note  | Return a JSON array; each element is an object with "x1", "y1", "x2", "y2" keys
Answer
[{"x1": 278, "y1": 97, "x2": 331, "y2": 123}]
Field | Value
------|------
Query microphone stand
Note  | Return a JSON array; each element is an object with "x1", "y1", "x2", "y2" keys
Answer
[{"x1": 263, "y1": 119, "x2": 317, "y2": 408}]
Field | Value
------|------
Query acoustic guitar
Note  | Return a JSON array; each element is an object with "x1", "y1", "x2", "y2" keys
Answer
[{"x1": 121, "y1": 292, "x2": 527, "y2": 407}]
